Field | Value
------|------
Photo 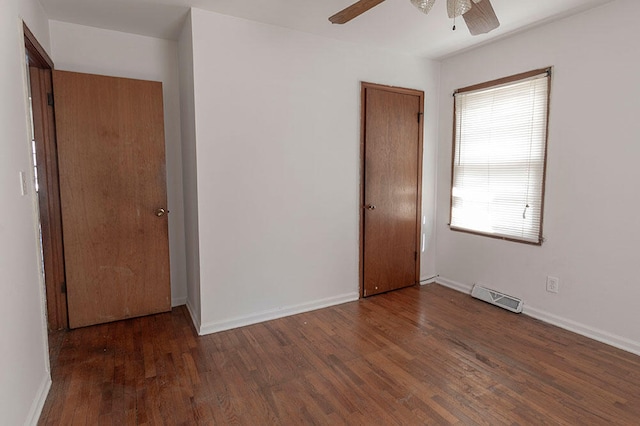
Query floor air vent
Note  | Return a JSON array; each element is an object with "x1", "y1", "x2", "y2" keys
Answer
[{"x1": 471, "y1": 284, "x2": 523, "y2": 313}]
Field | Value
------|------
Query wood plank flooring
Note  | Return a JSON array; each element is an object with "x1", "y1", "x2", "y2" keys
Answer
[{"x1": 39, "y1": 284, "x2": 640, "y2": 425}]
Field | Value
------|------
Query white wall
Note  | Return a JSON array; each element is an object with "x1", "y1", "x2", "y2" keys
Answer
[
  {"x1": 187, "y1": 8, "x2": 440, "y2": 333},
  {"x1": 177, "y1": 13, "x2": 202, "y2": 326},
  {"x1": 436, "y1": 0, "x2": 640, "y2": 355},
  {"x1": 49, "y1": 21, "x2": 188, "y2": 306},
  {"x1": 0, "y1": 0, "x2": 52, "y2": 424}
]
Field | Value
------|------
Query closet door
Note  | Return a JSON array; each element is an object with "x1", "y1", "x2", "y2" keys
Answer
[{"x1": 54, "y1": 70, "x2": 171, "y2": 328}]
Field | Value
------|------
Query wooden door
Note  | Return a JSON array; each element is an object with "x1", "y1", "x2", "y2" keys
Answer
[
  {"x1": 30, "y1": 66, "x2": 68, "y2": 330},
  {"x1": 53, "y1": 70, "x2": 171, "y2": 328},
  {"x1": 361, "y1": 83, "x2": 423, "y2": 297}
]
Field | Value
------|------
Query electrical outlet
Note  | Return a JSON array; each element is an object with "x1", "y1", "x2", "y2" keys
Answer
[{"x1": 546, "y1": 276, "x2": 559, "y2": 293}]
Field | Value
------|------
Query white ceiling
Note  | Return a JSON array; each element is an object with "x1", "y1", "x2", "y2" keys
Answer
[{"x1": 38, "y1": 0, "x2": 614, "y2": 59}]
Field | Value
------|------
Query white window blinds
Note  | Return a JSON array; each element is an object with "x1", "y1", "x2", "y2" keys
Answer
[{"x1": 451, "y1": 69, "x2": 550, "y2": 244}]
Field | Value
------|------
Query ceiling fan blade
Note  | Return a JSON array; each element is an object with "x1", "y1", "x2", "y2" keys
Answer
[
  {"x1": 463, "y1": 0, "x2": 500, "y2": 35},
  {"x1": 329, "y1": 0, "x2": 386, "y2": 24}
]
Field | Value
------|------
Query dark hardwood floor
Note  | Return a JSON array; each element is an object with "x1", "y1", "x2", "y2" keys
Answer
[{"x1": 39, "y1": 284, "x2": 640, "y2": 425}]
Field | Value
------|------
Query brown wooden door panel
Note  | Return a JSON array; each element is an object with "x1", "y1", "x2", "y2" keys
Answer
[
  {"x1": 53, "y1": 70, "x2": 171, "y2": 328},
  {"x1": 29, "y1": 66, "x2": 68, "y2": 330},
  {"x1": 362, "y1": 84, "x2": 423, "y2": 297}
]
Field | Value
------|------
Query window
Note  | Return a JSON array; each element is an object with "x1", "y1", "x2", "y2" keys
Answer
[{"x1": 450, "y1": 68, "x2": 551, "y2": 244}]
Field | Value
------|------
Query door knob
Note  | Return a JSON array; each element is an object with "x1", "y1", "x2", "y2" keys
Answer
[
  {"x1": 367, "y1": 205, "x2": 376, "y2": 210},
  {"x1": 155, "y1": 208, "x2": 167, "y2": 217}
]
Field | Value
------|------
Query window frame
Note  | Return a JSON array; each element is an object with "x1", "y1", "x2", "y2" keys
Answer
[{"x1": 449, "y1": 67, "x2": 552, "y2": 245}]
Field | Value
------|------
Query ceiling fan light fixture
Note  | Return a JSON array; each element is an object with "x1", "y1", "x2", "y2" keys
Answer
[
  {"x1": 447, "y1": 0, "x2": 472, "y2": 18},
  {"x1": 410, "y1": 0, "x2": 436, "y2": 15}
]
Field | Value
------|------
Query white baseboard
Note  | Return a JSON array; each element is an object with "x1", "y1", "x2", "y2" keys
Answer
[
  {"x1": 523, "y1": 305, "x2": 640, "y2": 357},
  {"x1": 199, "y1": 292, "x2": 359, "y2": 336},
  {"x1": 436, "y1": 276, "x2": 473, "y2": 293},
  {"x1": 185, "y1": 299, "x2": 201, "y2": 333},
  {"x1": 435, "y1": 276, "x2": 640, "y2": 357},
  {"x1": 26, "y1": 374, "x2": 51, "y2": 426},
  {"x1": 172, "y1": 296, "x2": 187, "y2": 307},
  {"x1": 420, "y1": 274, "x2": 439, "y2": 285}
]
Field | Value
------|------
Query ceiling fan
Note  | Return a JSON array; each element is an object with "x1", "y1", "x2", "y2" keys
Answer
[{"x1": 329, "y1": 0, "x2": 500, "y2": 36}]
